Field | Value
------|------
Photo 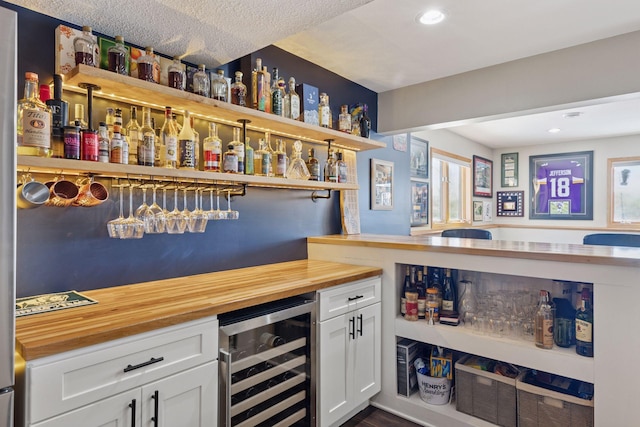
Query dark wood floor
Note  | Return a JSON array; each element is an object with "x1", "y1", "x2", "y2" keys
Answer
[{"x1": 339, "y1": 406, "x2": 422, "y2": 427}]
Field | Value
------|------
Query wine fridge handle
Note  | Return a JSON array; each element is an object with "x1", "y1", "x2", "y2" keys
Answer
[
  {"x1": 151, "y1": 390, "x2": 159, "y2": 427},
  {"x1": 349, "y1": 316, "x2": 355, "y2": 339},
  {"x1": 128, "y1": 399, "x2": 136, "y2": 427},
  {"x1": 357, "y1": 314, "x2": 363, "y2": 336},
  {"x1": 220, "y1": 349, "x2": 233, "y2": 427}
]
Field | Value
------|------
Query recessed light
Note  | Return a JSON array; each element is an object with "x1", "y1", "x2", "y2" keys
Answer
[
  {"x1": 418, "y1": 9, "x2": 446, "y2": 25},
  {"x1": 563, "y1": 111, "x2": 583, "y2": 119},
  {"x1": 548, "y1": 128, "x2": 561, "y2": 133}
]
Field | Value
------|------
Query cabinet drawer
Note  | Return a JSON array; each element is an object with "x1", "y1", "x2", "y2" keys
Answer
[
  {"x1": 26, "y1": 317, "x2": 218, "y2": 424},
  {"x1": 317, "y1": 277, "x2": 381, "y2": 321}
]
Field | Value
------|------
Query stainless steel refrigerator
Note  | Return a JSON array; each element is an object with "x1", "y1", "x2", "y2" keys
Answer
[{"x1": 0, "y1": 5, "x2": 17, "y2": 427}]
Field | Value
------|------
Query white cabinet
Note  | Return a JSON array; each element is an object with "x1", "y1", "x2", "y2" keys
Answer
[
  {"x1": 20, "y1": 317, "x2": 219, "y2": 427},
  {"x1": 317, "y1": 277, "x2": 381, "y2": 427}
]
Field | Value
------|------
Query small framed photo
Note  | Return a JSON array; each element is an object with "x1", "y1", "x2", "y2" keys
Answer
[
  {"x1": 371, "y1": 158, "x2": 394, "y2": 210},
  {"x1": 501, "y1": 152, "x2": 519, "y2": 187},
  {"x1": 473, "y1": 155, "x2": 493, "y2": 198},
  {"x1": 410, "y1": 179, "x2": 429, "y2": 225},
  {"x1": 473, "y1": 201, "x2": 484, "y2": 222},
  {"x1": 497, "y1": 191, "x2": 524, "y2": 217},
  {"x1": 410, "y1": 137, "x2": 429, "y2": 179}
]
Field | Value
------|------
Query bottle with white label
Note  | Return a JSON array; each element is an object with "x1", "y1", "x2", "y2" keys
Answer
[
  {"x1": 178, "y1": 110, "x2": 196, "y2": 170},
  {"x1": 160, "y1": 106, "x2": 178, "y2": 168},
  {"x1": 17, "y1": 72, "x2": 51, "y2": 157},
  {"x1": 318, "y1": 92, "x2": 331, "y2": 128},
  {"x1": 139, "y1": 107, "x2": 156, "y2": 166},
  {"x1": 535, "y1": 290, "x2": 554, "y2": 349}
]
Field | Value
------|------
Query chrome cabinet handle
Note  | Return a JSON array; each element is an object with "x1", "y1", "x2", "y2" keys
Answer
[{"x1": 124, "y1": 357, "x2": 164, "y2": 373}]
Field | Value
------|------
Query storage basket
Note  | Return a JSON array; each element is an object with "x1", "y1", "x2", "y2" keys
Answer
[
  {"x1": 417, "y1": 371, "x2": 451, "y2": 405},
  {"x1": 516, "y1": 371, "x2": 594, "y2": 427},
  {"x1": 455, "y1": 356, "x2": 517, "y2": 427}
]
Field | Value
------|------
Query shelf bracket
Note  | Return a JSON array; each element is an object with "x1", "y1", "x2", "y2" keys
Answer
[{"x1": 312, "y1": 189, "x2": 331, "y2": 202}]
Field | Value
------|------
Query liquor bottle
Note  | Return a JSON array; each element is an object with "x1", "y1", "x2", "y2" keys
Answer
[
  {"x1": 107, "y1": 35, "x2": 128, "y2": 75},
  {"x1": 253, "y1": 138, "x2": 264, "y2": 176},
  {"x1": 271, "y1": 68, "x2": 283, "y2": 116},
  {"x1": 360, "y1": 104, "x2": 371, "y2": 138},
  {"x1": 46, "y1": 74, "x2": 68, "y2": 158},
  {"x1": 318, "y1": 93, "x2": 330, "y2": 128},
  {"x1": 212, "y1": 69, "x2": 228, "y2": 101},
  {"x1": 324, "y1": 149, "x2": 336, "y2": 183},
  {"x1": 98, "y1": 122, "x2": 110, "y2": 163},
  {"x1": 137, "y1": 47, "x2": 159, "y2": 83},
  {"x1": 222, "y1": 143, "x2": 238, "y2": 173},
  {"x1": 17, "y1": 72, "x2": 51, "y2": 157},
  {"x1": 286, "y1": 140, "x2": 310, "y2": 180},
  {"x1": 255, "y1": 138, "x2": 272, "y2": 176},
  {"x1": 191, "y1": 116, "x2": 200, "y2": 170},
  {"x1": 160, "y1": 107, "x2": 178, "y2": 168},
  {"x1": 193, "y1": 64, "x2": 210, "y2": 97},
  {"x1": 441, "y1": 269, "x2": 456, "y2": 313},
  {"x1": 400, "y1": 265, "x2": 411, "y2": 317},
  {"x1": 110, "y1": 130, "x2": 124, "y2": 163},
  {"x1": 121, "y1": 134, "x2": 129, "y2": 165},
  {"x1": 535, "y1": 290, "x2": 554, "y2": 349},
  {"x1": 167, "y1": 56, "x2": 186, "y2": 90},
  {"x1": 251, "y1": 58, "x2": 263, "y2": 109},
  {"x1": 274, "y1": 139, "x2": 287, "y2": 178},
  {"x1": 114, "y1": 108, "x2": 123, "y2": 134},
  {"x1": 245, "y1": 138, "x2": 254, "y2": 175},
  {"x1": 125, "y1": 106, "x2": 141, "y2": 165},
  {"x1": 306, "y1": 148, "x2": 320, "y2": 181},
  {"x1": 178, "y1": 110, "x2": 196, "y2": 169},
  {"x1": 263, "y1": 66, "x2": 272, "y2": 113},
  {"x1": 230, "y1": 71, "x2": 247, "y2": 106},
  {"x1": 229, "y1": 127, "x2": 245, "y2": 173},
  {"x1": 203, "y1": 122, "x2": 222, "y2": 172},
  {"x1": 575, "y1": 288, "x2": 594, "y2": 357},
  {"x1": 286, "y1": 77, "x2": 300, "y2": 120},
  {"x1": 336, "y1": 152, "x2": 347, "y2": 183},
  {"x1": 63, "y1": 123, "x2": 80, "y2": 160},
  {"x1": 105, "y1": 107, "x2": 115, "y2": 139},
  {"x1": 139, "y1": 107, "x2": 155, "y2": 166},
  {"x1": 338, "y1": 105, "x2": 351, "y2": 133},
  {"x1": 81, "y1": 128, "x2": 99, "y2": 161},
  {"x1": 417, "y1": 269, "x2": 426, "y2": 320},
  {"x1": 73, "y1": 26, "x2": 96, "y2": 67},
  {"x1": 74, "y1": 104, "x2": 88, "y2": 130},
  {"x1": 405, "y1": 266, "x2": 418, "y2": 321}
]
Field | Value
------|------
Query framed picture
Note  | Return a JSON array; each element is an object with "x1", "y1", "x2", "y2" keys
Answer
[
  {"x1": 371, "y1": 158, "x2": 394, "y2": 210},
  {"x1": 501, "y1": 152, "x2": 519, "y2": 187},
  {"x1": 529, "y1": 150, "x2": 593, "y2": 220},
  {"x1": 497, "y1": 191, "x2": 524, "y2": 217},
  {"x1": 473, "y1": 155, "x2": 493, "y2": 198},
  {"x1": 473, "y1": 201, "x2": 484, "y2": 222},
  {"x1": 410, "y1": 179, "x2": 429, "y2": 225},
  {"x1": 410, "y1": 137, "x2": 428, "y2": 179}
]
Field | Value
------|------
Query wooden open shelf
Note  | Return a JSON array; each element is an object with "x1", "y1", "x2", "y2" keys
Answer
[{"x1": 63, "y1": 65, "x2": 386, "y2": 153}]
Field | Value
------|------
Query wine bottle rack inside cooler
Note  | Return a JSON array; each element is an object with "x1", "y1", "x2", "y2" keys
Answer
[{"x1": 219, "y1": 296, "x2": 316, "y2": 427}]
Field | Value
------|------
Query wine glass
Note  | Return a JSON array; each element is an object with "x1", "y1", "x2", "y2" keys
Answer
[
  {"x1": 187, "y1": 188, "x2": 208, "y2": 233},
  {"x1": 207, "y1": 189, "x2": 225, "y2": 220},
  {"x1": 223, "y1": 190, "x2": 239, "y2": 220},
  {"x1": 166, "y1": 187, "x2": 187, "y2": 234},
  {"x1": 147, "y1": 183, "x2": 166, "y2": 234},
  {"x1": 181, "y1": 188, "x2": 193, "y2": 232},
  {"x1": 121, "y1": 184, "x2": 144, "y2": 239},
  {"x1": 162, "y1": 188, "x2": 176, "y2": 233},
  {"x1": 107, "y1": 183, "x2": 126, "y2": 238},
  {"x1": 134, "y1": 185, "x2": 154, "y2": 233}
]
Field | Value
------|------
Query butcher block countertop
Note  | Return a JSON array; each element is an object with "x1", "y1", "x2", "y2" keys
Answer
[
  {"x1": 15, "y1": 259, "x2": 382, "y2": 361},
  {"x1": 308, "y1": 234, "x2": 640, "y2": 268}
]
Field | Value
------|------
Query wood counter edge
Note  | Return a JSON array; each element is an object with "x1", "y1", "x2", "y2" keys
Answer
[{"x1": 16, "y1": 262, "x2": 382, "y2": 361}]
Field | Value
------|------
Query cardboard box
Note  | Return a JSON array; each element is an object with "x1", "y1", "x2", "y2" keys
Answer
[
  {"x1": 296, "y1": 83, "x2": 318, "y2": 126},
  {"x1": 430, "y1": 349, "x2": 453, "y2": 379},
  {"x1": 396, "y1": 339, "x2": 419, "y2": 396}
]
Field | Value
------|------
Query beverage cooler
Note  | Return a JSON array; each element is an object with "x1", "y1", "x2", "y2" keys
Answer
[{"x1": 218, "y1": 296, "x2": 316, "y2": 427}]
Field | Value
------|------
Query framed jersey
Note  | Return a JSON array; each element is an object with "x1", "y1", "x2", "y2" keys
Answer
[{"x1": 530, "y1": 151, "x2": 593, "y2": 220}]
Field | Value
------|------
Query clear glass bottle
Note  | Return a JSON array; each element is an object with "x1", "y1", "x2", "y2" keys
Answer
[
  {"x1": 324, "y1": 149, "x2": 336, "y2": 182},
  {"x1": 263, "y1": 66, "x2": 272, "y2": 113},
  {"x1": 273, "y1": 139, "x2": 288, "y2": 178},
  {"x1": 203, "y1": 122, "x2": 222, "y2": 172},
  {"x1": 17, "y1": 72, "x2": 51, "y2": 157},
  {"x1": 253, "y1": 138, "x2": 264, "y2": 176},
  {"x1": 223, "y1": 143, "x2": 238, "y2": 173},
  {"x1": 336, "y1": 151, "x2": 348, "y2": 183},
  {"x1": 535, "y1": 290, "x2": 555, "y2": 349},
  {"x1": 74, "y1": 104, "x2": 88, "y2": 130},
  {"x1": 191, "y1": 116, "x2": 200, "y2": 170},
  {"x1": 286, "y1": 77, "x2": 300, "y2": 120},
  {"x1": 286, "y1": 140, "x2": 310, "y2": 180},
  {"x1": 231, "y1": 71, "x2": 247, "y2": 106},
  {"x1": 252, "y1": 58, "x2": 263, "y2": 109},
  {"x1": 167, "y1": 56, "x2": 185, "y2": 90},
  {"x1": 139, "y1": 107, "x2": 155, "y2": 166},
  {"x1": 575, "y1": 288, "x2": 594, "y2": 357},
  {"x1": 245, "y1": 137, "x2": 254, "y2": 175},
  {"x1": 229, "y1": 127, "x2": 245, "y2": 174},
  {"x1": 107, "y1": 35, "x2": 128, "y2": 75},
  {"x1": 319, "y1": 92, "x2": 331, "y2": 128},
  {"x1": 271, "y1": 68, "x2": 284, "y2": 116},
  {"x1": 114, "y1": 108, "x2": 123, "y2": 135},
  {"x1": 212, "y1": 69, "x2": 228, "y2": 101},
  {"x1": 137, "y1": 47, "x2": 159, "y2": 83},
  {"x1": 193, "y1": 64, "x2": 210, "y2": 97},
  {"x1": 110, "y1": 130, "x2": 124, "y2": 164},
  {"x1": 360, "y1": 103, "x2": 371, "y2": 138},
  {"x1": 178, "y1": 111, "x2": 196, "y2": 169},
  {"x1": 121, "y1": 134, "x2": 129, "y2": 165},
  {"x1": 338, "y1": 105, "x2": 351, "y2": 133},
  {"x1": 306, "y1": 148, "x2": 320, "y2": 181},
  {"x1": 73, "y1": 25, "x2": 96, "y2": 67},
  {"x1": 105, "y1": 107, "x2": 115, "y2": 139},
  {"x1": 261, "y1": 132, "x2": 274, "y2": 177},
  {"x1": 98, "y1": 121, "x2": 110, "y2": 163},
  {"x1": 46, "y1": 74, "x2": 68, "y2": 158},
  {"x1": 160, "y1": 106, "x2": 178, "y2": 168},
  {"x1": 125, "y1": 106, "x2": 141, "y2": 165}
]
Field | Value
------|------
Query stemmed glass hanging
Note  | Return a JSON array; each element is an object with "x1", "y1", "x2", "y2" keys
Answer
[
  {"x1": 207, "y1": 188, "x2": 225, "y2": 220},
  {"x1": 107, "y1": 181, "x2": 126, "y2": 238},
  {"x1": 147, "y1": 183, "x2": 166, "y2": 234},
  {"x1": 121, "y1": 184, "x2": 145, "y2": 239},
  {"x1": 223, "y1": 189, "x2": 239, "y2": 220},
  {"x1": 166, "y1": 186, "x2": 187, "y2": 234},
  {"x1": 187, "y1": 188, "x2": 208, "y2": 233}
]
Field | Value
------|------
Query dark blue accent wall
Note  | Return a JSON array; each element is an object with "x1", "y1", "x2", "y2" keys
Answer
[{"x1": 9, "y1": 3, "x2": 410, "y2": 298}]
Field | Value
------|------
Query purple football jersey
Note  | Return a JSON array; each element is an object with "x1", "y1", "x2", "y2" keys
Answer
[{"x1": 534, "y1": 159, "x2": 585, "y2": 214}]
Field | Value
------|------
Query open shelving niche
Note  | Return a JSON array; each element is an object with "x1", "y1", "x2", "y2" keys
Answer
[{"x1": 16, "y1": 64, "x2": 387, "y2": 198}]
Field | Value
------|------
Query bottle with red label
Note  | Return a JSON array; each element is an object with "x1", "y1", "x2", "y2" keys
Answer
[{"x1": 203, "y1": 122, "x2": 222, "y2": 172}]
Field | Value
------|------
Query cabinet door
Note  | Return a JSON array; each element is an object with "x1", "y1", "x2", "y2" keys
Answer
[
  {"x1": 32, "y1": 388, "x2": 141, "y2": 427},
  {"x1": 353, "y1": 302, "x2": 381, "y2": 404},
  {"x1": 318, "y1": 314, "x2": 352, "y2": 427},
  {"x1": 142, "y1": 361, "x2": 217, "y2": 427}
]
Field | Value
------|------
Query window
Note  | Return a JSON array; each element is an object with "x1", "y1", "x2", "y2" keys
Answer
[
  {"x1": 609, "y1": 157, "x2": 640, "y2": 227},
  {"x1": 431, "y1": 148, "x2": 471, "y2": 228}
]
